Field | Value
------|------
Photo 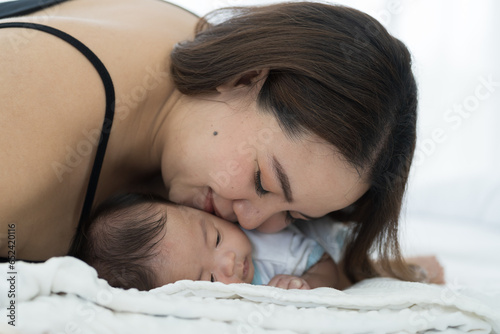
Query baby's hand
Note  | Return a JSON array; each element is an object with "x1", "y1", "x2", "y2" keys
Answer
[{"x1": 267, "y1": 275, "x2": 311, "y2": 290}]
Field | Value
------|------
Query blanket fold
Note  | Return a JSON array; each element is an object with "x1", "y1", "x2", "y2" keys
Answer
[{"x1": 1, "y1": 257, "x2": 498, "y2": 333}]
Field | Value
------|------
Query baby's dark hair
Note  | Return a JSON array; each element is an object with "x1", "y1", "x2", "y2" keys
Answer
[{"x1": 71, "y1": 193, "x2": 168, "y2": 291}]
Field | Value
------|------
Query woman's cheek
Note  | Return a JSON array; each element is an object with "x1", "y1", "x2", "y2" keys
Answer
[{"x1": 209, "y1": 159, "x2": 248, "y2": 194}]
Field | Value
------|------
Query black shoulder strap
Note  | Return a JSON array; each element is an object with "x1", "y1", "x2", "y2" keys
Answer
[{"x1": 0, "y1": 22, "x2": 115, "y2": 229}]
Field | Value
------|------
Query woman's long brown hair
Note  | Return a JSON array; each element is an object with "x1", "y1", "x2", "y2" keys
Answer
[{"x1": 170, "y1": 2, "x2": 419, "y2": 283}]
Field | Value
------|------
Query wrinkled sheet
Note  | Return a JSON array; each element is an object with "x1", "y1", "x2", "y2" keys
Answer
[{"x1": 1, "y1": 257, "x2": 499, "y2": 333}]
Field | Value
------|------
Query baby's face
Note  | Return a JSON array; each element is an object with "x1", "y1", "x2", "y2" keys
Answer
[{"x1": 152, "y1": 203, "x2": 254, "y2": 286}]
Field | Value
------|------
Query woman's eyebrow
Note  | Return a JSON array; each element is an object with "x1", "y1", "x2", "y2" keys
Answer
[
  {"x1": 271, "y1": 156, "x2": 320, "y2": 221},
  {"x1": 272, "y1": 156, "x2": 293, "y2": 203}
]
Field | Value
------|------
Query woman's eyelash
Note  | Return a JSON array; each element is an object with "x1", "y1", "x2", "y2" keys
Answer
[
  {"x1": 285, "y1": 211, "x2": 295, "y2": 225},
  {"x1": 254, "y1": 170, "x2": 269, "y2": 197}
]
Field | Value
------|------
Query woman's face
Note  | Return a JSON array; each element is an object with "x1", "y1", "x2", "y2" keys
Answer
[{"x1": 162, "y1": 86, "x2": 369, "y2": 233}]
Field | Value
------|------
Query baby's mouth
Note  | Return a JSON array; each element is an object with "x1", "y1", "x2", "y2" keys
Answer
[{"x1": 242, "y1": 256, "x2": 249, "y2": 280}]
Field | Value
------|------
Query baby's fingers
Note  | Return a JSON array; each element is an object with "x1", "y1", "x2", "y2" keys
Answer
[
  {"x1": 268, "y1": 275, "x2": 311, "y2": 290},
  {"x1": 288, "y1": 278, "x2": 310, "y2": 290},
  {"x1": 268, "y1": 275, "x2": 289, "y2": 289}
]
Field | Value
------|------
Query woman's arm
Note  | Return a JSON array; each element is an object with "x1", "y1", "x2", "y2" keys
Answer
[
  {"x1": 372, "y1": 255, "x2": 446, "y2": 284},
  {"x1": 267, "y1": 253, "x2": 352, "y2": 290},
  {"x1": 301, "y1": 253, "x2": 351, "y2": 289},
  {"x1": 402, "y1": 256, "x2": 445, "y2": 284}
]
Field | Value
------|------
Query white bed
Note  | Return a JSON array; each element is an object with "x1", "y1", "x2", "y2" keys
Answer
[
  {"x1": 1, "y1": 214, "x2": 499, "y2": 333},
  {"x1": 0, "y1": 235, "x2": 499, "y2": 334}
]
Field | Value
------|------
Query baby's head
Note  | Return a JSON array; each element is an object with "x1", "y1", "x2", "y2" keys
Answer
[{"x1": 76, "y1": 193, "x2": 254, "y2": 291}]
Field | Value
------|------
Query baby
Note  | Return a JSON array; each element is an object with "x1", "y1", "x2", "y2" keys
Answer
[{"x1": 73, "y1": 193, "x2": 348, "y2": 291}]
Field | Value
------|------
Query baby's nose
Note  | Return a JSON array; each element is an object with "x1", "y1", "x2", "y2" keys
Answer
[{"x1": 218, "y1": 251, "x2": 236, "y2": 277}]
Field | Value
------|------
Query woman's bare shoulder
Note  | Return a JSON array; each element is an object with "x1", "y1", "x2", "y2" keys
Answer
[
  {"x1": 0, "y1": 25, "x2": 108, "y2": 253},
  {"x1": 0, "y1": 0, "x2": 196, "y2": 189}
]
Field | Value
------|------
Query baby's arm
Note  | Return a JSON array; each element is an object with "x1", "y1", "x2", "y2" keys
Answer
[{"x1": 267, "y1": 253, "x2": 351, "y2": 290}]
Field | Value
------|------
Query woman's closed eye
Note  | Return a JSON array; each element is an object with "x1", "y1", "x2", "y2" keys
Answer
[
  {"x1": 285, "y1": 211, "x2": 295, "y2": 226},
  {"x1": 285, "y1": 211, "x2": 314, "y2": 225},
  {"x1": 254, "y1": 170, "x2": 269, "y2": 197}
]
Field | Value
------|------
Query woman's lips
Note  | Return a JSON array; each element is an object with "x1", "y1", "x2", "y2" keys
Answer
[
  {"x1": 212, "y1": 199, "x2": 222, "y2": 218},
  {"x1": 204, "y1": 188, "x2": 214, "y2": 214},
  {"x1": 204, "y1": 188, "x2": 222, "y2": 218}
]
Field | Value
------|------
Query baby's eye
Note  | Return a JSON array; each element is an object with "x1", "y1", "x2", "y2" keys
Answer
[{"x1": 216, "y1": 231, "x2": 221, "y2": 247}]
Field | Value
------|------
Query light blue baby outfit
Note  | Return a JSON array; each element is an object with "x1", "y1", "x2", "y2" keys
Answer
[
  {"x1": 243, "y1": 228, "x2": 327, "y2": 285},
  {"x1": 242, "y1": 217, "x2": 351, "y2": 285}
]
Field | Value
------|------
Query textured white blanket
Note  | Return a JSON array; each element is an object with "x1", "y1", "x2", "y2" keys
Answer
[{"x1": 1, "y1": 257, "x2": 499, "y2": 333}]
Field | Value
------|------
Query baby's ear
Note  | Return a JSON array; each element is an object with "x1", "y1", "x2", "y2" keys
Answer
[{"x1": 216, "y1": 68, "x2": 269, "y2": 93}]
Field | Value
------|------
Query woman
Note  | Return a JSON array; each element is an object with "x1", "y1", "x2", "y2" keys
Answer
[{"x1": 0, "y1": 0, "x2": 418, "y2": 283}]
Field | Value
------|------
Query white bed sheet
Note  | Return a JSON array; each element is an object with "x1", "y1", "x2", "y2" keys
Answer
[
  {"x1": 0, "y1": 256, "x2": 499, "y2": 334},
  {"x1": 1, "y1": 216, "x2": 499, "y2": 333}
]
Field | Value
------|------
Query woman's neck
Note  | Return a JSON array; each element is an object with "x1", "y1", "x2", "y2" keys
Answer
[{"x1": 95, "y1": 86, "x2": 183, "y2": 200}]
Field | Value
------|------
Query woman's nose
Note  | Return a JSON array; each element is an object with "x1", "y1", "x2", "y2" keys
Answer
[
  {"x1": 217, "y1": 250, "x2": 236, "y2": 277},
  {"x1": 233, "y1": 199, "x2": 266, "y2": 230},
  {"x1": 233, "y1": 199, "x2": 287, "y2": 231}
]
